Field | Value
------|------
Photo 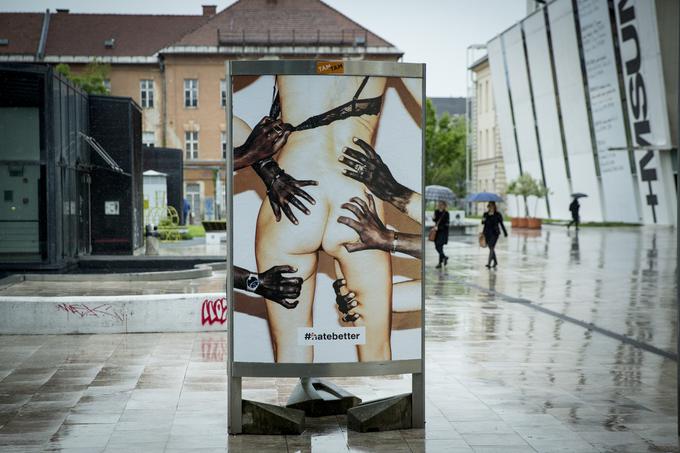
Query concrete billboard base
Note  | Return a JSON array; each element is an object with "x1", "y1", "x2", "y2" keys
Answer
[
  {"x1": 241, "y1": 400, "x2": 305, "y2": 435},
  {"x1": 286, "y1": 377, "x2": 361, "y2": 417},
  {"x1": 347, "y1": 393, "x2": 412, "y2": 432}
]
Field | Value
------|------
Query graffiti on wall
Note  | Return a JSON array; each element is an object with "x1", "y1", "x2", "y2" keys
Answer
[
  {"x1": 201, "y1": 297, "x2": 227, "y2": 325},
  {"x1": 56, "y1": 303, "x2": 125, "y2": 322}
]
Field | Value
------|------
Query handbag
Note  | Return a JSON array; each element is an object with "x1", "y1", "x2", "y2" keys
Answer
[
  {"x1": 428, "y1": 213, "x2": 443, "y2": 242},
  {"x1": 478, "y1": 232, "x2": 487, "y2": 248}
]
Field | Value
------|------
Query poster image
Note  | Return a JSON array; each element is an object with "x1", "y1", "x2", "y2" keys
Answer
[{"x1": 232, "y1": 69, "x2": 423, "y2": 365}]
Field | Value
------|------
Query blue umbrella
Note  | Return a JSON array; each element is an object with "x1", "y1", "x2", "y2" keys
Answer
[
  {"x1": 571, "y1": 193, "x2": 588, "y2": 198},
  {"x1": 425, "y1": 185, "x2": 456, "y2": 204},
  {"x1": 466, "y1": 192, "x2": 503, "y2": 202}
]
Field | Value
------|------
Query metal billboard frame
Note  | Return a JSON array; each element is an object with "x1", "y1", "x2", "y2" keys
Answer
[{"x1": 226, "y1": 60, "x2": 426, "y2": 434}]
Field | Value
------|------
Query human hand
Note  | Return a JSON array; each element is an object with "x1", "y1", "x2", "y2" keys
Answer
[
  {"x1": 240, "y1": 117, "x2": 292, "y2": 160},
  {"x1": 254, "y1": 158, "x2": 318, "y2": 225},
  {"x1": 332, "y1": 278, "x2": 360, "y2": 322},
  {"x1": 256, "y1": 265, "x2": 302, "y2": 309},
  {"x1": 337, "y1": 194, "x2": 392, "y2": 253},
  {"x1": 339, "y1": 137, "x2": 411, "y2": 212}
]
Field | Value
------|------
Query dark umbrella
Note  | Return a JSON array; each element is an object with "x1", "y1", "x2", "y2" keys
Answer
[
  {"x1": 571, "y1": 193, "x2": 588, "y2": 198},
  {"x1": 466, "y1": 192, "x2": 503, "y2": 202},
  {"x1": 425, "y1": 185, "x2": 456, "y2": 204}
]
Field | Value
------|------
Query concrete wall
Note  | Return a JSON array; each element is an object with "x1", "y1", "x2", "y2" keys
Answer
[{"x1": 0, "y1": 292, "x2": 227, "y2": 334}]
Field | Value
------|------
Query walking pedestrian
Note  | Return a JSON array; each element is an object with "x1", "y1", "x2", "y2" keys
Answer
[
  {"x1": 433, "y1": 201, "x2": 450, "y2": 269},
  {"x1": 183, "y1": 198, "x2": 191, "y2": 225},
  {"x1": 567, "y1": 198, "x2": 580, "y2": 230},
  {"x1": 482, "y1": 201, "x2": 507, "y2": 268}
]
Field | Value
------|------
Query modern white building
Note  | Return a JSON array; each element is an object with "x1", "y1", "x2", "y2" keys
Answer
[
  {"x1": 487, "y1": 0, "x2": 678, "y2": 224},
  {"x1": 468, "y1": 56, "x2": 506, "y2": 216}
]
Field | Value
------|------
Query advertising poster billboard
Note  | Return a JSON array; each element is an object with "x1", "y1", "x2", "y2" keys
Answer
[
  {"x1": 578, "y1": 0, "x2": 639, "y2": 223},
  {"x1": 228, "y1": 61, "x2": 424, "y2": 373},
  {"x1": 613, "y1": 0, "x2": 677, "y2": 225}
]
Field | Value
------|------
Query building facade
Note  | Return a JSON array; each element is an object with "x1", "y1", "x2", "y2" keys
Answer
[
  {"x1": 486, "y1": 0, "x2": 678, "y2": 224},
  {"x1": 468, "y1": 56, "x2": 506, "y2": 215},
  {"x1": 0, "y1": 0, "x2": 402, "y2": 221}
]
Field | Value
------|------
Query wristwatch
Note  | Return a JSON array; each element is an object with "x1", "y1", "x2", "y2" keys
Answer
[{"x1": 245, "y1": 273, "x2": 260, "y2": 293}]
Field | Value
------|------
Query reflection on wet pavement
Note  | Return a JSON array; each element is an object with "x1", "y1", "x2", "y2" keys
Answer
[{"x1": 0, "y1": 226, "x2": 676, "y2": 452}]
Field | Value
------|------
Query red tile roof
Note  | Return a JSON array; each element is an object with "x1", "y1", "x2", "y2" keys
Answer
[
  {"x1": 172, "y1": 0, "x2": 396, "y2": 48},
  {"x1": 44, "y1": 13, "x2": 208, "y2": 56},
  {"x1": 0, "y1": 0, "x2": 399, "y2": 59},
  {"x1": 0, "y1": 13, "x2": 44, "y2": 55}
]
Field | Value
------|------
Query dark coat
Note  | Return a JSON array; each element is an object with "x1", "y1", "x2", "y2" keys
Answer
[
  {"x1": 433, "y1": 209, "x2": 449, "y2": 245},
  {"x1": 482, "y1": 211, "x2": 507, "y2": 240},
  {"x1": 569, "y1": 200, "x2": 580, "y2": 220}
]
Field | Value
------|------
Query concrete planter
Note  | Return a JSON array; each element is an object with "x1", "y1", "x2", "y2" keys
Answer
[
  {"x1": 527, "y1": 218, "x2": 542, "y2": 229},
  {"x1": 512, "y1": 217, "x2": 528, "y2": 228}
]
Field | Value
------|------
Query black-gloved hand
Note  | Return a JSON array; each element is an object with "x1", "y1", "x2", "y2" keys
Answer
[
  {"x1": 234, "y1": 117, "x2": 292, "y2": 169},
  {"x1": 254, "y1": 158, "x2": 317, "y2": 225},
  {"x1": 256, "y1": 265, "x2": 303, "y2": 309},
  {"x1": 332, "y1": 278, "x2": 360, "y2": 322},
  {"x1": 339, "y1": 137, "x2": 412, "y2": 213},
  {"x1": 337, "y1": 194, "x2": 392, "y2": 253}
]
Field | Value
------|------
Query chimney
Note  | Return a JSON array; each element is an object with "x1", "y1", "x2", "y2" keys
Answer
[
  {"x1": 56, "y1": 8, "x2": 69, "y2": 13},
  {"x1": 202, "y1": 5, "x2": 217, "y2": 16}
]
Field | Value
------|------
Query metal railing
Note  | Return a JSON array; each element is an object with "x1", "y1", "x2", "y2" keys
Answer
[{"x1": 217, "y1": 29, "x2": 368, "y2": 47}]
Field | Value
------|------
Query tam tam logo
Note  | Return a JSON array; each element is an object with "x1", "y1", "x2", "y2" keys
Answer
[
  {"x1": 316, "y1": 61, "x2": 344, "y2": 74},
  {"x1": 201, "y1": 297, "x2": 227, "y2": 325}
]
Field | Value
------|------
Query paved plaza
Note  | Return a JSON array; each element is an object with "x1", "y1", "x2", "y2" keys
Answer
[{"x1": 0, "y1": 226, "x2": 676, "y2": 452}]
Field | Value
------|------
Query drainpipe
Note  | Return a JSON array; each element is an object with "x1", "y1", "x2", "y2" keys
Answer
[
  {"x1": 159, "y1": 55, "x2": 167, "y2": 147},
  {"x1": 36, "y1": 9, "x2": 50, "y2": 61}
]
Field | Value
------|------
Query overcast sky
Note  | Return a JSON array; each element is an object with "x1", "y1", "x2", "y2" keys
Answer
[{"x1": 1, "y1": 0, "x2": 527, "y2": 97}]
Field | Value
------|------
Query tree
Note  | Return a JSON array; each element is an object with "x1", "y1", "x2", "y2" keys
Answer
[
  {"x1": 532, "y1": 181, "x2": 550, "y2": 219},
  {"x1": 424, "y1": 99, "x2": 467, "y2": 198},
  {"x1": 55, "y1": 62, "x2": 110, "y2": 94},
  {"x1": 506, "y1": 173, "x2": 548, "y2": 217}
]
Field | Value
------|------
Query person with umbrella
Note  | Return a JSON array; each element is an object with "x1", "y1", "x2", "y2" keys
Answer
[
  {"x1": 432, "y1": 201, "x2": 450, "y2": 268},
  {"x1": 482, "y1": 200, "x2": 507, "y2": 269},
  {"x1": 568, "y1": 193, "x2": 586, "y2": 230}
]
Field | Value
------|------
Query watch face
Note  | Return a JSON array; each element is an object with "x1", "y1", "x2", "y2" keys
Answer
[{"x1": 246, "y1": 275, "x2": 260, "y2": 292}]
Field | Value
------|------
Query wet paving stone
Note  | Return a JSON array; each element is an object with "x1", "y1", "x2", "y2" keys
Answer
[{"x1": 0, "y1": 226, "x2": 677, "y2": 451}]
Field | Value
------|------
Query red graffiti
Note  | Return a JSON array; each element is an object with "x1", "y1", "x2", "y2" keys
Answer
[
  {"x1": 56, "y1": 303, "x2": 124, "y2": 322},
  {"x1": 201, "y1": 338, "x2": 226, "y2": 362},
  {"x1": 201, "y1": 298, "x2": 227, "y2": 325}
]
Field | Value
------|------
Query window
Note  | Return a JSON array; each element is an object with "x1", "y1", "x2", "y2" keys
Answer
[
  {"x1": 184, "y1": 79, "x2": 198, "y2": 107},
  {"x1": 478, "y1": 131, "x2": 483, "y2": 159},
  {"x1": 221, "y1": 131, "x2": 227, "y2": 159},
  {"x1": 185, "y1": 131, "x2": 199, "y2": 160},
  {"x1": 186, "y1": 183, "x2": 201, "y2": 221},
  {"x1": 103, "y1": 79, "x2": 111, "y2": 93},
  {"x1": 486, "y1": 80, "x2": 492, "y2": 112},
  {"x1": 481, "y1": 81, "x2": 486, "y2": 112},
  {"x1": 477, "y1": 82, "x2": 484, "y2": 113},
  {"x1": 220, "y1": 79, "x2": 227, "y2": 108},
  {"x1": 142, "y1": 131, "x2": 155, "y2": 147},
  {"x1": 140, "y1": 80, "x2": 154, "y2": 109}
]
